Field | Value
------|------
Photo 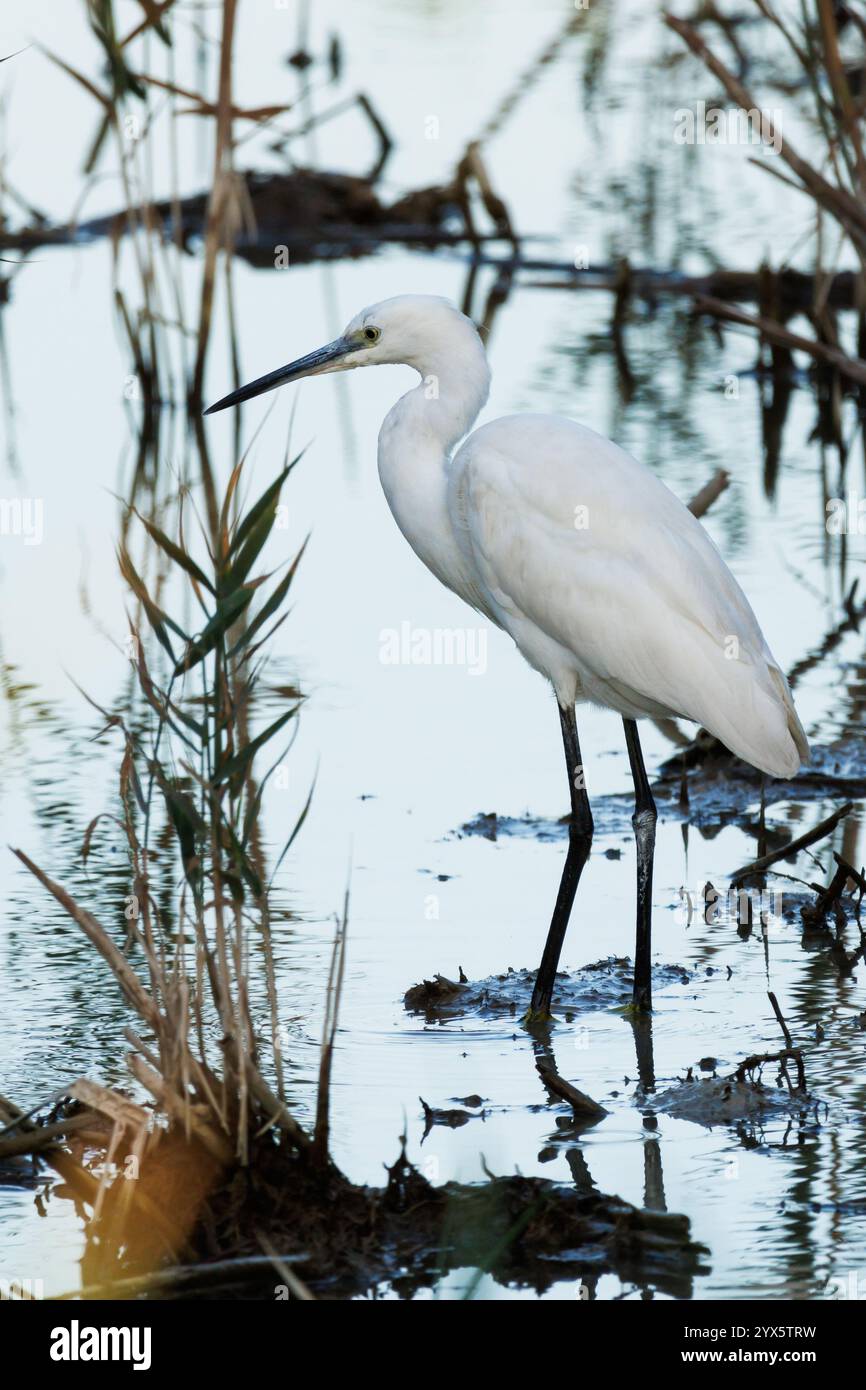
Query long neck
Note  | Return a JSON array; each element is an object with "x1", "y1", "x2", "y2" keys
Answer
[{"x1": 377, "y1": 341, "x2": 490, "y2": 586}]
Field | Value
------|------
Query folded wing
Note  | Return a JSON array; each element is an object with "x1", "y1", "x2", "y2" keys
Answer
[{"x1": 448, "y1": 414, "x2": 808, "y2": 778}]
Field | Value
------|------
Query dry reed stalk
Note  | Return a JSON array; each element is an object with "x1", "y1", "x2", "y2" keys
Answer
[
  {"x1": 12, "y1": 848, "x2": 160, "y2": 1027},
  {"x1": 11, "y1": 430, "x2": 316, "y2": 1300},
  {"x1": 0, "y1": 1114, "x2": 100, "y2": 1160},
  {"x1": 192, "y1": 0, "x2": 239, "y2": 404},
  {"x1": 666, "y1": 13, "x2": 866, "y2": 246},
  {"x1": 127, "y1": 1054, "x2": 231, "y2": 1164},
  {"x1": 817, "y1": 0, "x2": 866, "y2": 190},
  {"x1": 312, "y1": 892, "x2": 349, "y2": 1168},
  {"x1": 67, "y1": 1078, "x2": 151, "y2": 1131}
]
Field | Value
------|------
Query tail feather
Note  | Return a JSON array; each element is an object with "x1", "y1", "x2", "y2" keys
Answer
[
  {"x1": 719, "y1": 665, "x2": 809, "y2": 779},
  {"x1": 769, "y1": 665, "x2": 811, "y2": 771}
]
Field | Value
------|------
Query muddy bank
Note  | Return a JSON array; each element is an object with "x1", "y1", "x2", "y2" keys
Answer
[
  {"x1": 2, "y1": 1108, "x2": 707, "y2": 1300},
  {"x1": 68, "y1": 1132, "x2": 707, "y2": 1300}
]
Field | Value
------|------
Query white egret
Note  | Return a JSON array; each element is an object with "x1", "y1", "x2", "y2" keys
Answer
[{"x1": 205, "y1": 295, "x2": 809, "y2": 1018}]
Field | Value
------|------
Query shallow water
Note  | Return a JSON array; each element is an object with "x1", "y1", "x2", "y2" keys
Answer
[{"x1": 1, "y1": 0, "x2": 865, "y2": 1299}]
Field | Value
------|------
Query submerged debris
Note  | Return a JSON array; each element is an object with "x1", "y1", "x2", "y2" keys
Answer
[{"x1": 801, "y1": 851, "x2": 865, "y2": 931}]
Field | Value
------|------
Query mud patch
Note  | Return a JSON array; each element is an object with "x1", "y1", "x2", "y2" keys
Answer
[
  {"x1": 403, "y1": 958, "x2": 694, "y2": 1022},
  {"x1": 646, "y1": 1075, "x2": 819, "y2": 1129},
  {"x1": 457, "y1": 736, "x2": 866, "y2": 847}
]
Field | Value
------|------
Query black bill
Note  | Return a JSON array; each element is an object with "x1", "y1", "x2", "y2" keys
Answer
[{"x1": 204, "y1": 336, "x2": 359, "y2": 415}]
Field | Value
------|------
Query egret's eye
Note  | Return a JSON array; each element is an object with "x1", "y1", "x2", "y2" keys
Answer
[{"x1": 363, "y1": 326, "x2": 380, "y2": 343}]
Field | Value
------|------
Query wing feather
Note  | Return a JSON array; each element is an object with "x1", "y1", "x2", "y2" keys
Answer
[{"x1": 448, "y1": 414, "x2": 808, "y2": 776}]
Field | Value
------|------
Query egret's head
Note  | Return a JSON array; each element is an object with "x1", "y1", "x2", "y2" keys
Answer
[{"x1": 204, "y1": 294, "x2": 478, "y2": 415}]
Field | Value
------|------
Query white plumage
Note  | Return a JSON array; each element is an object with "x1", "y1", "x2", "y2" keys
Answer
[
  {"x1": 206, "y1": 292, "x2": 809, "y2": 1016},
  {"x1": 368, "y1": 296, "x2": 808, "y2": 779}
]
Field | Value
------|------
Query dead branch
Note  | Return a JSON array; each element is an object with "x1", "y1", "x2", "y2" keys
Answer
[
  {"x1": 536, "y1": 1059, "x2": 607, "y2": 1119},
  {"x1": 55, "y1": 1251, "x2": 311, "y2": 1301},
  {"x1": 0, "y1": 1112, "x2": 101, "y2": 1160},
  {"x1": 731, "y1": 802, "x2": 853, "y2": 885},
  {"x1": 734, "y1": 1048, "x2": 807, "y2": 1092},
  {"x1": 688, "y1": 468, "x2": 731, "y2": 517},
  {"x1": 768, "y1": 991, "x2": 794, "y2": 1049},
  {"x1": 801, "y1": 860, "x2": 851, "y2": 926},
  {"x1": 693, "y1": 295, "x2": 866, "y2": 387},
  {"x1": 833, "y1": 851, "x2": 866, "y2": 898}
]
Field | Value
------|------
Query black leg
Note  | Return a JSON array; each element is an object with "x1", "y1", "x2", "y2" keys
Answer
[
  {"x1": 528, "y1": 704, "x2": 593, "y2": 1019},
  {"x1": 623, "y1": 718, "x2": 656, "y2": 1012}
]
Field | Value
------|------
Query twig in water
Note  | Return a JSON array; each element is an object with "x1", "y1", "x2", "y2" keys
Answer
[
  {"x1": 730, "y1": 803, "x2": 853, "y2": 885},
  {"x1": 535, "y1": 1059, "x2": 607, "y2": 1119},
  {"x1": 687, "y1": 469, "x2": 730, "y2": 519},
  {"x1": 0, "y1": 1113, "x2": 101, "y2": 1160},
  {"x1": 767, "y1": 991, "x2": 794, "y2": 1050},
  {"x1": 734, "y1": 1048, "x2": 807, "y2": 1093}
]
